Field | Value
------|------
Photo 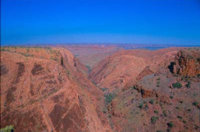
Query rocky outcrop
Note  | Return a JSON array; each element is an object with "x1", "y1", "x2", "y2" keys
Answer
[
  {"x1": 133, "y1": 85, "x2": 158, "y2": 98},
  {"x1": 169, "y1": 49, "x2": 200, "y2": 77}
]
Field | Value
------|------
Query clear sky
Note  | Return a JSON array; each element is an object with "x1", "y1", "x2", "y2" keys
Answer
[{"x1": 1, "y1": 0, "x2": 200, "y2": 46}]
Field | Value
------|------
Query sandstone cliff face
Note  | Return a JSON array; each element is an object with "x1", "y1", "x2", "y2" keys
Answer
[
  {"x1": 0, "y1": 47, "x2": 110, "y2": 132},
  {"x1": 169, "y1": 48, "x2": 200, "y2": 77}
]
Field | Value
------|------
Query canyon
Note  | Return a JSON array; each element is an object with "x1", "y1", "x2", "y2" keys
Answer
[{"x1": 0, "y1": 46, "x2": 200, "y2": 132}]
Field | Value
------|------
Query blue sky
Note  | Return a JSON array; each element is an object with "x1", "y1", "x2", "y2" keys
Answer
[{"x1": 1, "y1": 0, "x2": 200, "y2": 46}]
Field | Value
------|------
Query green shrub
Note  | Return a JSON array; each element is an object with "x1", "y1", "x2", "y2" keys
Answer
[
  {"x1": 104, "y1": 93, "x2": 115, "y2": 105},
  {"x1": 149, "y1": 99, "x2": 154, "y2": 104},
  {"x1": 163, "y1": 110, "x2": 167, "y2": 117},
  {"x1": 167, "y1": 122, "x2": 173, "y2": 128},
  {"x1": 138, "y1": 102, "x2": 144, "y2": 109},
  {"x1": 0, "y1": 48, "x2": 7, "y2": 51},
  {"x1": 154, "y1": 110, "x2": 159, "y2": 114},
  {"x1": 192, "y1": 101, "x2": 198, "y2": 106},
  {"x1": 132, "y1": 85, "x2": 137, "y2": 90},
  {"x1": 172, "y1": 82, "x2": 182, "y2": 88},
  {"x1": 151, "y1": 116, "x2": 158, "y2": 124},
  {"x1": 185, "y1": 81, "x2": 191, "y2": 88},
  {"x1": 0, "y1": 125, "x2": 14, "y2": 132},
  {"x1": 197, "y1": 74, "x2": 200, "y2": 78},
  {"x1": 175, "y1": 106, "x2": 179, "y2": 109},
  {"x1": 177, "y1": 115, "x2": 182, "y2": 120}
]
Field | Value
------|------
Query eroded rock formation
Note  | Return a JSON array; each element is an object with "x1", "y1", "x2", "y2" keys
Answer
[{"x1": 169, "y1": 49, "x2": 200, "y2": 77}]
